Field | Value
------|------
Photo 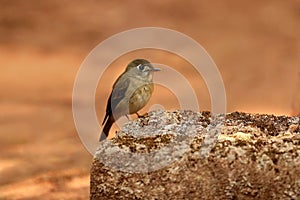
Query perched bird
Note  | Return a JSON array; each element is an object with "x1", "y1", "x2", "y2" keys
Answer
[{"x1": 99, "y1": 59, "x2": 160, "y2": 141}]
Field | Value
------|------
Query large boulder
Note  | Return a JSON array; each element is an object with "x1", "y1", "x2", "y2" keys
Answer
[{"x1": 90, "y1": 110, "x2": 300, "y2": 199}]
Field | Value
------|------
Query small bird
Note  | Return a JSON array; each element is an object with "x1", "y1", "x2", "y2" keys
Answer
[{"x1": 99, "y1": 59, "x2": 160, "y2": 141}]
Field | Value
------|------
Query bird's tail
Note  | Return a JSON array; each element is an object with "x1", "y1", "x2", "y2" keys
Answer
[{"x1": 99, "y1": 115, "x2": 114, "y2": 141}]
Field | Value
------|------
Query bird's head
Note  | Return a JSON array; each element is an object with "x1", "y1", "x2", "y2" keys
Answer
[{"x1": 125, "y1": 59, "x2": 160, "y2": 80}]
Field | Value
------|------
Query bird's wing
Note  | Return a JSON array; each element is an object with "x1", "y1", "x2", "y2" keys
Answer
[{"x1": 102, "y1": 75, "x2": 130, "y2": 125}]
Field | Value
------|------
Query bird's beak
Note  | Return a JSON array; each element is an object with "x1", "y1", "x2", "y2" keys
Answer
[{"x1": 152, "y1": 68, "x2": 161, "y2": 72}]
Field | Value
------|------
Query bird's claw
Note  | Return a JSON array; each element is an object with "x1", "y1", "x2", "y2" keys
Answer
[{"x1": 136, "y1": 112, "x2": 147, "y2": 118}]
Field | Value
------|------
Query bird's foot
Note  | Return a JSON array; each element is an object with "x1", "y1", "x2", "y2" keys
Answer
[{"x1": 136, "y1": 112, "x2": 147, "y2": 118}]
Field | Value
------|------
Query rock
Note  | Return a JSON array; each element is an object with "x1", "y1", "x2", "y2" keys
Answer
[{"x1": 90, "y1": 110, "x2": 300, "y2": 200}]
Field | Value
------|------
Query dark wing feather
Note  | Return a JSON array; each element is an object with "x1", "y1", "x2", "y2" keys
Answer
[
  {"x1": 102, "y1": 93, "x2": 112, "y2": 125},
  {"x1": 102, "y1": 76, "x2": 130, "y2": 125}
]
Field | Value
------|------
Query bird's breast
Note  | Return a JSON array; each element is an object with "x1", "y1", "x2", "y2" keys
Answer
[{"x1": 128, "y1": 83, "x2": 154, "y2": 114}]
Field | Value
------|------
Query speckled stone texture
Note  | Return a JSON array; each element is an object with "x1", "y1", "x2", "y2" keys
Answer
[{"x1": 90, "y1": 110, "x2": 300, "y2": 200}]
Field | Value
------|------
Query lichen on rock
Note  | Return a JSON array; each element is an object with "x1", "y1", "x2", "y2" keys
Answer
[{"x1": 90, "y1": 110, "x2": 300, "y2": 200}]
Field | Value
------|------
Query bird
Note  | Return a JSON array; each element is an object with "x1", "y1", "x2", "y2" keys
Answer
[{"x1": 99, "y1": 59, "x2": 160, "y2": 141}]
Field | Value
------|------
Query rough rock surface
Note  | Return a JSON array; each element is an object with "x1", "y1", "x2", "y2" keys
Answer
[{"x1": 90, "y1": 110, "x2": 300, "y2": 200}]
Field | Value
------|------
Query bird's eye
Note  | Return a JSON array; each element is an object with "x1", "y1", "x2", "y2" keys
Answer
[{"x1": 137, "y1": 64, "x2": 145, "y2": 71}]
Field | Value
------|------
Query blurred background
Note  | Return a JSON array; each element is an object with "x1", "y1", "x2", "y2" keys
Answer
[{"x1": 0, "y1": 0, "x2": 299, "y2": 199}]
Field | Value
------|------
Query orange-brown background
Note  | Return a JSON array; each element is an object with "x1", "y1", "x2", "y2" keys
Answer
[{"x1": 1, "y1": 0, "x2": 299, "y2": 199}]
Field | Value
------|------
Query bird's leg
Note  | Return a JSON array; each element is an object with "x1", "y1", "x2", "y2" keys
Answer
[{"x1": 136, "y1": 112, "x2": 147, "y2": 118}]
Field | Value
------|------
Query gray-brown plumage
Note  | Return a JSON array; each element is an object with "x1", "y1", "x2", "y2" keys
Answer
[{"x1": 99, "y1": 59, "x2": 160, "y2": 141}]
